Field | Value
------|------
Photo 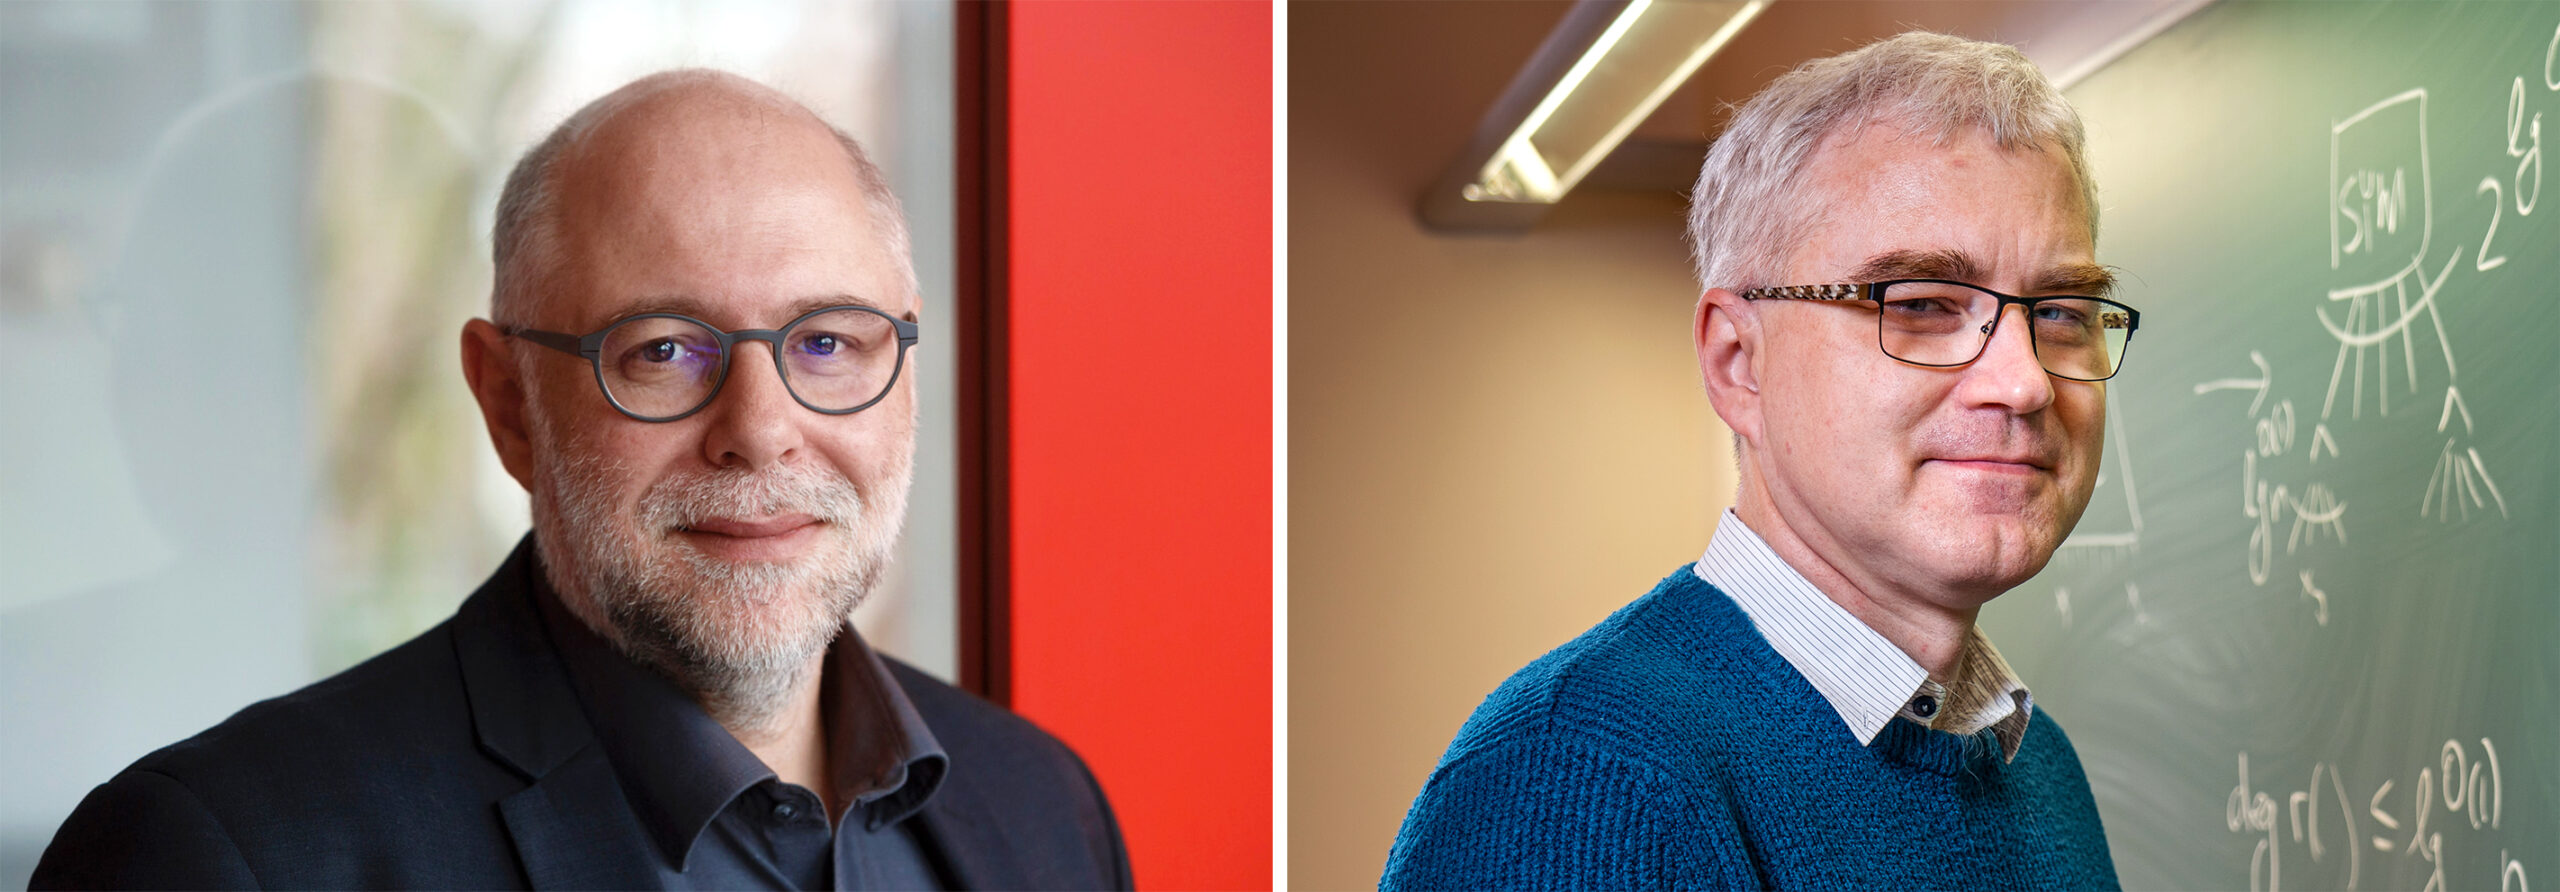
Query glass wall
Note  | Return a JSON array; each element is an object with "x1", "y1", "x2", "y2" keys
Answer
[{"x1": 0, "y1": 2, "x2": 956, "y2": 882}]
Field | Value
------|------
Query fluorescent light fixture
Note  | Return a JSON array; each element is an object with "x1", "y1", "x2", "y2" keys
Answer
[{"x1": 1460, "y1": 0, "x2": 1767, "y2": 207}]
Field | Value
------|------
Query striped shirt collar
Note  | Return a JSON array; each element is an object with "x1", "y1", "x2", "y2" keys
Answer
[{"x1": 1694, "y1": 509, "x2": 2035, "y2": 761}]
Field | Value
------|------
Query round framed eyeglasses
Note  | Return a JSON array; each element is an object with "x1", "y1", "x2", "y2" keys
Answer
[
  {"x1": 1739, "y1": 279, "x2": 2140, "y2": 382},
  {"x1": 506, "y1": 305, "x2": 919, "y2": 422}
]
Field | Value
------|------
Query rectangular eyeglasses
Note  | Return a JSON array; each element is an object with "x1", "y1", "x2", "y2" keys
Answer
[{"x1": 1738, "y1": 279, "x2": 2140, "y2": 382}]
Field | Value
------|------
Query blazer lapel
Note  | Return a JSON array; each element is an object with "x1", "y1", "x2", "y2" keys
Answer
[
  {"x1": 454, "y1": 538, "x2": 665, "y2": 890},
  {"x1": 499, "y1": 749, "x2": 665, "y2": 890}
]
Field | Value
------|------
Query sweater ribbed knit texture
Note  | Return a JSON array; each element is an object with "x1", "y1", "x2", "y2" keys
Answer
[{"x1": 1381, "y1": 567, "x2": 2119, "y2": 891}]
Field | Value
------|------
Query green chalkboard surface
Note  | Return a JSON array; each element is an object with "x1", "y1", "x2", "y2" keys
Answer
[{"x1": 1977, "y1": 2, "x2": 2559, "y2": 889}]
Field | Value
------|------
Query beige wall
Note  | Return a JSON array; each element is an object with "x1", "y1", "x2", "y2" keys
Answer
[{"x1": 1287, "y1": 4, "x2": 1739, "y2": 888}]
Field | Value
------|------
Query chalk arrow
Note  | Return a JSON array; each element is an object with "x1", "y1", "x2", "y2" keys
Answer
[{"x1": 2193, "y1": 350, "x2": 2274, "y2": 416}]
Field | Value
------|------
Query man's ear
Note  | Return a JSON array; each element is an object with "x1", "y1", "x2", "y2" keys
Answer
[
  {"x1": 1694, "y1": 288, "x2": 1765, "y2": 447},
  {"x1": 460, "y1": 319, "x2": 536, "y2": 491}
]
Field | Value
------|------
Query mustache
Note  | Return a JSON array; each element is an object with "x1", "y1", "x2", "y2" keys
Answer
[{"x1": 636, "y1": 463, "x2": 865, "y2": 532}]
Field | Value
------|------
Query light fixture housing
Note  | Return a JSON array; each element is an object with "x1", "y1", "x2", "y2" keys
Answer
[{"x1": 1419, "y1": 0, "x2": 1768, "y2": 232}]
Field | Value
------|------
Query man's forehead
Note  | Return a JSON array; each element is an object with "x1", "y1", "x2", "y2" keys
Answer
[
  {"x1": 579, "y1": 75, "x2": 825, "y2": 155},
  {"x1": 539, "y1": 108, "x2": 905, "y2": 325},
  {"x1": 569, "y1": 114, "x2": 850, "y2": 201},
  {"x1": 1787, "y1": 125, "x2": 2102, "y2": 292},
  {"x1": 1807, "y1": 121, "x2": 2085, "y2": 202},
  {"x1": 547, "y1": 75, "x2": 859, "y2": 216}
]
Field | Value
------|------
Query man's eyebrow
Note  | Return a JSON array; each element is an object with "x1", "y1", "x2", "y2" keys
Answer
[
  {"x1": 608, "y1": 294, "x2": 891, "y2": 326},
  {"x1": 2032, "y1": 263, "x2": 2119, "y2": 297},
  {"x1": 784, "y1": 294, "x2": 892, "y2": 318},
  {"x1": 1847, "y1": 250, "x2": 2118, "y2": 297},
  {"x1": 612, "y1": 296, "x2": 716, "y2": 320},
  {"x1": 1849, "y1": 249, "x2": 1984, "y2": 284}
]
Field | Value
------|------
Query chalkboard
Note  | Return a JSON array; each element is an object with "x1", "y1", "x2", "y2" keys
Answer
[{"x1": 1976, "y1": 3, "x2": 2559, "y2": 889}]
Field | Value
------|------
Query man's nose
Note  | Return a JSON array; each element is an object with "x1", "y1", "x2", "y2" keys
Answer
[
  {"x1": 1956, "y1": 304, "x2": 2058, "y2": 414},
  {"x1": 698, "y1": 339, "x2": 807, "y2": 469}
]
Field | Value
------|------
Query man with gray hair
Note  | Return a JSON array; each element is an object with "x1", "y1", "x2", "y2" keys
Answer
[
  {"x1": 1384, "y1": 32, "x2": 2132, "y2": 888},
  {"x1": 35, "y1": 69, "x2": 1130, "y2": 890}
]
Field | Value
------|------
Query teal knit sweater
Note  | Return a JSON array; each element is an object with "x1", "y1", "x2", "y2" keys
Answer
[{"x1": 1381, "y1": 567, "x2": 2119, "y2": 890}]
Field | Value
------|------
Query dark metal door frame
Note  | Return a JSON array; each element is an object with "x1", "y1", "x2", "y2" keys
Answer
[{"x1": 954, "y1": 0, "x2": 1011, "y2": 706}]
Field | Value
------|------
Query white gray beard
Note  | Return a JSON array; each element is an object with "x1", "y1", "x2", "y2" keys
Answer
[{"x1": 528, "y1": 418, "x2": 909, "y2": 733}]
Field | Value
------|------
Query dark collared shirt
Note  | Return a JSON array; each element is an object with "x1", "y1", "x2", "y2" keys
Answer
[{"x1": 536, "y1": 586, "x2": 949, "y2": 890}]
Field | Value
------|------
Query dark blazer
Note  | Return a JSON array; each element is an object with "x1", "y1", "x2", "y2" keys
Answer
[{"x1": 31, "y1": 540, "x2": 1132, "y2": 890}]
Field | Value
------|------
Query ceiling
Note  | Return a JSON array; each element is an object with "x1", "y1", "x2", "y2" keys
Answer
[{"x1": 1482, "y1": 0, "x2": 2213, "y2": 193}]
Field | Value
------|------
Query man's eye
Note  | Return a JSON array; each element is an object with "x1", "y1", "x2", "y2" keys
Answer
[
  {"x1": 801, "y1": 335, "x2": 839, "y2": 356},
  {"x1": 2034, "y1": 304, "x2": 2090, "y2": 324},
  {"x1": 1884, "y1": 298, "x2": 1961, "y2": 317},
  {"x1": 641, "y1": 339, "x2": 685, "y2": 362}
]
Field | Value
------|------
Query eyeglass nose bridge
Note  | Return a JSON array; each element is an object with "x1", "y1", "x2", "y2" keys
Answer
[
  {"x1": 1965, "y1": 300, "x2": 2045, "y2": 369},
  {"x1": 715, "y1": 327, "x2": 792, "y2": 372},
  {"x1": 701, "y1": 325, "x2": 795, "y2": 410},
  {"x1": 1976, "y1": 297, "x2": 2041, "y2": 346},
  {"x1": 1954, "y1": 295, "x2": 2127, "y2": 382}
]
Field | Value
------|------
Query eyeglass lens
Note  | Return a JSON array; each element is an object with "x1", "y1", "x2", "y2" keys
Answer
[
  {"x1": 595, "y1": 309, "x2": 903, "y2": 418},
  {"x1": 1875, "y1": 281, "x2": 2133, "y2": 380}
]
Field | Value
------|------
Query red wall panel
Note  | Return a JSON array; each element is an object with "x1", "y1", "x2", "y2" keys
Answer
[{"x1": 1005, "y1": 3, "x2": 1273, "y2": 889}]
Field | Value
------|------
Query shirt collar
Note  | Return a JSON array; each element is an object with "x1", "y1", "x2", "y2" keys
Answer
[
  {"x1": 532, "y1": 573, "x2": 949, "y2": 869},
  {"x1": 1944, "y1": 630, "x2": 2034, "y2": 759},
  {"x1": 823, "y1": 622, "x2": 949, "y2": 832},
  {"x1": 1693, "y1": 509, "x2": 2034, "y2": 761}
]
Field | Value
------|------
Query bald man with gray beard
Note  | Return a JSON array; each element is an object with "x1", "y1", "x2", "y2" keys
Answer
[{"x1": 34, "y1": 70, "x2": 1130, "y2": 892}]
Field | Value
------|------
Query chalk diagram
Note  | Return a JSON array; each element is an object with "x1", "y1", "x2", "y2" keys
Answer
[
  {"x1": 2324, "y1": 89, "x2": 2508, "y2": 524},
  {"x1": 2204, "y1": 29, "x2": 2553, "y2": 891},
  {"x1": 2054, "y1": 398, "x2": 2147, "y2": 624},
  {"x1": 2064, "y1": 396, "x2": 2146, "y2": 551},
  {"x1": 2188, "y1": 87, "x2": 2524, "y2": 632}
]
